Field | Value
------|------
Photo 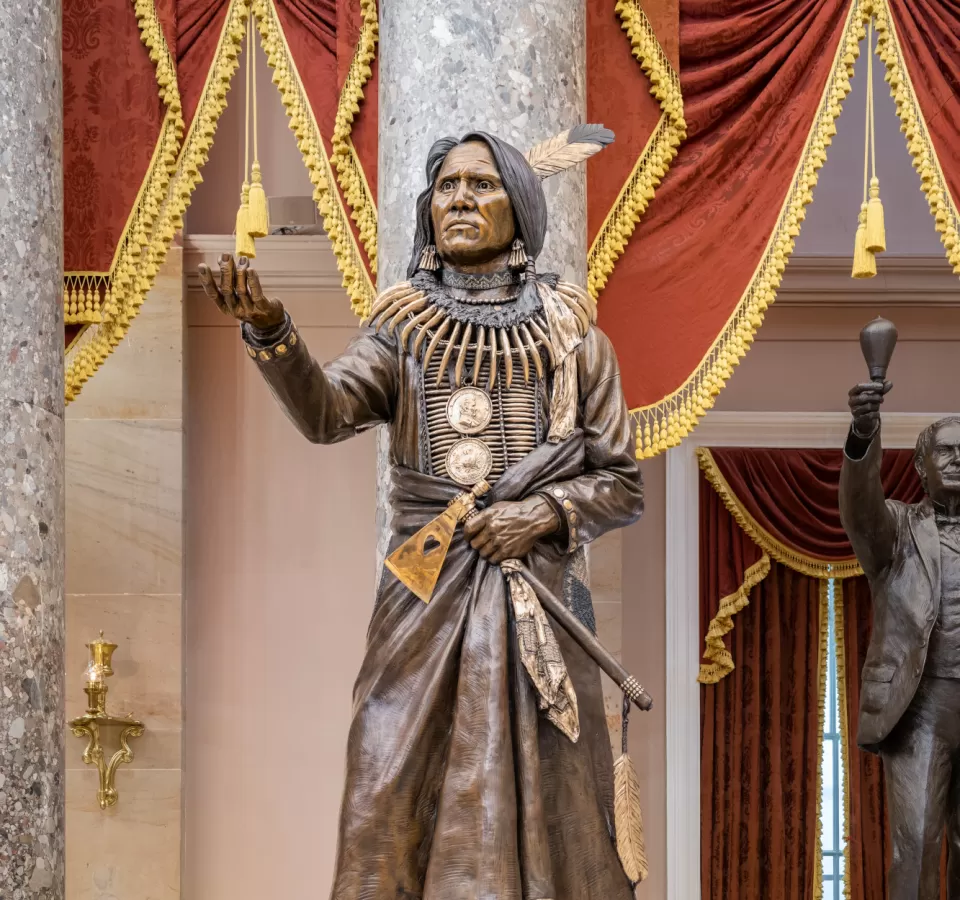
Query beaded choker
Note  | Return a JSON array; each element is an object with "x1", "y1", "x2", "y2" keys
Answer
[{"x1": 441, "y1": 269, "x2": 519, "y2": 291}]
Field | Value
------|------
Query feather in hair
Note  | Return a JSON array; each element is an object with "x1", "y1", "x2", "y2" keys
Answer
[{"x1": 525, "y1": 124, "x2": 615, "y2": 179}]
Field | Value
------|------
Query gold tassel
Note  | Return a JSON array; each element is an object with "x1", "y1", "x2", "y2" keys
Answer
[
  {"x1": 235, "y1": 182, "x2": 256, "y2": 258},
  {"x1": 851, "y1": 203, "x2": 875, "y2": 279},
  {"x1": 247, "y1": 162, "x2": 269, "y2": 238},
  {"x1": 245, "y1": 19, "x2": 268, "y2": 239},
  {"x1": 614, "y1": 752, "x2": 649, "y2": 883},
  {"x1": 865, "y1": 176, "x2": 885, "y2": 253}
]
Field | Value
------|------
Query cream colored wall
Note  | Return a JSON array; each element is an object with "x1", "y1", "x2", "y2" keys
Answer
[
  {"x1": 65, "y1": 249, "x2": 183, "y2": 899},
  {"x1": 182, "y1": 236, "x2": 376, "y2": 899}
]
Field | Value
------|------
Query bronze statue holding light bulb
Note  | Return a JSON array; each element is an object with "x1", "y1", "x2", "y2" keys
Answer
[{"x1": 842, "y1": 317, "x2": 960, "y2": 900}]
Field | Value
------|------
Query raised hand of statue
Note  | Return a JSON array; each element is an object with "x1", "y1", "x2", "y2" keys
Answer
[
  {"x1": 463, "y1": 495, "x2": 560, "y2": 564},
  {"x1": 848, "y1": 380, "x2": 892, "y2": 439},
  {"x1": 198, "y1": 253, "x2": 285, "y2": 330}
]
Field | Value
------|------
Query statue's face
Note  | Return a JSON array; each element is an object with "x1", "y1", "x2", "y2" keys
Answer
[
  {"x1": 920, "y1": 421, "x2": 960, "y2": 501},
  {"x1": 431, "y1": 142, "x2": 516, "y2": 268}
]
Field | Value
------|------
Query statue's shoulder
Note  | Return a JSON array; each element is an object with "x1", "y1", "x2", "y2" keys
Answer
[
  {"x1": 361, "y1": 281, "x2": 422, "y2": 334},
  {"x1": 553, "y1": 280, "x2": 597, "y2": 331}
]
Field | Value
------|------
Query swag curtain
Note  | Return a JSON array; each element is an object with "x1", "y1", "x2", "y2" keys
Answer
[
  {"x1": 698, "y1": 446, "x2": 922, "y2": 682},
  {"x1": 698, "y1": 446, "x2": 923, "y2": 899},
  {"x1": 63, "y1": 0, "x2": 960, "y2": 437},
  {"x1": 63, "y1": 0, "x2": 181, "y2": 400}
]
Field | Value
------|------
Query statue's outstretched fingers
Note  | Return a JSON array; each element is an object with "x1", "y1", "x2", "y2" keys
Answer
[
  {"x1": 218, "y1": 254, "x2": 240, "y2": 315},
  {"x1": 236, "y1": 257, "x2": 254, "y2": 318},
  {"x1": 198, "y1": 263, "x2": 227, "y2": 313}
]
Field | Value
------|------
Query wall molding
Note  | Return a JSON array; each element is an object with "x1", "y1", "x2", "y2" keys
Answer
[
  {"x1": 779, "y1": 255, "x2": 959, "y2": 307},
  {"x1": 183, "y1": 235, "x2": 347, "y2": 291},
  {"x1": 664, "y1": 411, "x2": 947, "y2": 900}
]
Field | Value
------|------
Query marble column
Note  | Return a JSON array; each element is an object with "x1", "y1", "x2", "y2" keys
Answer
[
  {"x1": 375, "y1": 0, "x2": 587, "y2": 568},
  {"x1": 0, "y1": 1, "x2": 65, "y2": 898}
]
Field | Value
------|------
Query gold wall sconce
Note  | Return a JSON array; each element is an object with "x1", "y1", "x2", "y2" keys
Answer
[{"x1": 68, "y1": 633, "x2": 145, "y2": 810}]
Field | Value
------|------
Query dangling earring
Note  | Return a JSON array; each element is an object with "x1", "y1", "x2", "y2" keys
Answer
[
  {"x1": 509, "y1": 238, "x2": 526, "y2": 269},
  {"x1": 418, "y1": 244, "x2": 439, "y2": 271}
]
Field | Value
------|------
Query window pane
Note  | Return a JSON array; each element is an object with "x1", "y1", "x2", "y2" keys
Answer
[
  {"x1": 821, "y1": 739, "x2": 836, "y2": 851},
  {"x1": 823, "y1": 854, "x2": 834, "y2": 876}
]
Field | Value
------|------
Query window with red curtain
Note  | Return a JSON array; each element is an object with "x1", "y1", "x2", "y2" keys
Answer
[{"x1": 697, "y1": 446, "x2": 921, "y2": 900}]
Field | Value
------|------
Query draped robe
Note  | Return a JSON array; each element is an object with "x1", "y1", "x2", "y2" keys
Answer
[{"x1": 246, "y1": 311, "x2": 643, "y2": 900}]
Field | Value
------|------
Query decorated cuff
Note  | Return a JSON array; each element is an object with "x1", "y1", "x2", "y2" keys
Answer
[
  {"x1": 241, "y1": 313, "x2": 299, "y2": 362},
  {"x1": 541, "y1": 485, "x2": 580, "y2": 554}
]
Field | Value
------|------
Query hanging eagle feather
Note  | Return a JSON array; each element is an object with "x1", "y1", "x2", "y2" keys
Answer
[
  {"x1": 525, "y1": 124, "x2": 615, "y2": 179},
  {"x1": 614, "y1": 751, "x2": 650, "y2": 885}
]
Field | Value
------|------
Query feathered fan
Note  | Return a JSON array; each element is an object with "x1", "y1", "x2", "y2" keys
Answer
[{"x1": 525, "y1": 124, "x2": 615, "y2": 179}]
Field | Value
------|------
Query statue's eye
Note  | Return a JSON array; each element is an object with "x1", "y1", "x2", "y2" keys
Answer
[
  {"x1": 477, "y1": 180, "x2": 494, "y2": 191},
  {"x1": 439, "y1": 180, "x2": 456, "y2": 192}
]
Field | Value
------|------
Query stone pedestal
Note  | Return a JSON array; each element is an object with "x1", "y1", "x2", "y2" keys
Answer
[
  {"x1": 0, "y1": 0, "x2": 65, "y2": 897},
  {"x1": 375, "y1": 0, "x2": 587, "y2": 568}
]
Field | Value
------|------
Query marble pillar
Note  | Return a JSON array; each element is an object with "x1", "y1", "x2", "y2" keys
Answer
[
  {"x1": 0, "y1": 1, "x2": 65, "y2": 898},
  {"x1": 375, "y1": 0, "x2": 587, "y2": 568}
]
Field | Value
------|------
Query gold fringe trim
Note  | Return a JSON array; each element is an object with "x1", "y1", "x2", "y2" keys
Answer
[
  {"x1": 588, "y1": 1, "x2": 685, "y2": 302},
  {"x1": 812, "y1": 578, "x2": 831, "y2": 900},
  {"x1": 254, "y1": 0, "x2": 376, "y2": 317},
  {"x1": 632, "y1": 0, "x2": 871, "y2": 458},
  {"x1": 833, "y1": 580, "x2": 853, "y2": 900},
  {"x1": 697, "y1": 553, "x2": 771, "y2": 684},
  {"x1": 697, "y1": 447, "x2": 865, "y2": 579},
  {"x1": 64, "y1": 0, "x2": 185, "y2": 403},
  {"x1": 873, "y1": 0, "x2": 960, "y2": 278},
  {"x1": 331, "y1": 0, "x2": 378, "y2": 276}
]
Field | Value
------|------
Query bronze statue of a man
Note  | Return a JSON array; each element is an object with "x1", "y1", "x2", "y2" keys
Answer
[
  {"x1": 841, "y1": 381, "x2": 960, "y2": 900},
  {"x1": 200, "y1": 130, "x2": 643, "y2": 900}
]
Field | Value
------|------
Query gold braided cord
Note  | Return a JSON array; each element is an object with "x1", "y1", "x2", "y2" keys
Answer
[
  {"x1": 254, "y1": 0, "x2": 376, "y2": 316},
  {"x1": 873, "y1": 0, "x2": 960, "y2": 277},
  {"x1": 64, "y1": 0, "x2": 185, "y2": 403},
  {"x1": 697, "y1": 448, "x2": 865, "y2": 580},
  {"x1": 833, "y1": 582, "x2": 854, "y2": 900},
  {"x1": 632, "y1": 0, "x2": 869, "y2": 458},
  {"x1": 812, "y1": 578, "x2": 831, "y2": 900},
  {"x1": 588, "y1": 1, "x2": 685, "y2": 302},
  {"x1": 331, "y1": 0, "x2": 379, "y2": 277},
  {"x1": 697, "y1": 553, "x2": 771, "y2": 685}
]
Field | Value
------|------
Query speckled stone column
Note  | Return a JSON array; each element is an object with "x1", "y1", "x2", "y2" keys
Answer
[
  {"x1": 0, "y1": 1, "x2": 65, "y2": 898},
  {"x1": 375, "y1": 0, "x2": 587, "y2": 567}
]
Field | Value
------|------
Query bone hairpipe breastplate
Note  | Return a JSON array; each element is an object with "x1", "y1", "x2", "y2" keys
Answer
[{"x1": 421, "y1": 343, "x2": 547, "y2": 484}]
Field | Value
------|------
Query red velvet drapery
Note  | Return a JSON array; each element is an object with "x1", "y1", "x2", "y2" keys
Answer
[
  {"x1": 600, "y1": 0, "x2": 856, "y2": 452},
  {"x1": 700, "y1": 475, "x2": 823, "y2": 900},
  {"x1": 698, "y1": 446, "x2": 923, "y2": 680},
  {"x1": 63, "y1": 0, "x2": 179, "y2": 398},
  {"x1": 706, "y1": 446, "x2": 922, "y2": 566},
  {"x1": 699, "y1": 446, "x2": 925, "y2": 898}
]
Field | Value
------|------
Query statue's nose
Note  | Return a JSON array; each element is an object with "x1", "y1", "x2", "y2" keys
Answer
[{"x1": 451, "y1": 181, "x2": 474, "y2": 209}]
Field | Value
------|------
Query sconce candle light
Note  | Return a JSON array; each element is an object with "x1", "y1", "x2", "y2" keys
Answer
[{"x1": 69, "y1": 632, "x2": 145, "y2": 809}]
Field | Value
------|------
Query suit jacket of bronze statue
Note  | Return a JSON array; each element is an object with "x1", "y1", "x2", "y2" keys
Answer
[{"x1": 840, "y1": 430, "x2": 940, "y2": 752}]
